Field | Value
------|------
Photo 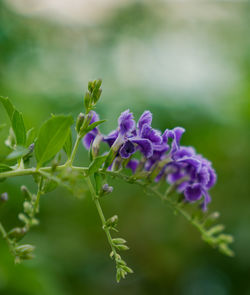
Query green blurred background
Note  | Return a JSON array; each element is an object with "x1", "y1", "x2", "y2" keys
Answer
[{"x1": 0, "y1": 0, "x2": 249, "y2": 294}]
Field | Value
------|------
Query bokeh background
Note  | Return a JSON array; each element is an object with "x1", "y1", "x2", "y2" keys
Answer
[{"x1": 0, "y1": 0, "x2": 249, "y2": 294}]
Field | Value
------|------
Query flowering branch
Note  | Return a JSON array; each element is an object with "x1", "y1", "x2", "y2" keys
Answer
[{"x1": 0, "y1": 79, "x2": 234, "y2": 283}]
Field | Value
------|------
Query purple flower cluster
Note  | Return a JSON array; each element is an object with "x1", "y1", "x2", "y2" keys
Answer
[{"x1": 83, "y1": 110, "x2": 217, "y2": 210}]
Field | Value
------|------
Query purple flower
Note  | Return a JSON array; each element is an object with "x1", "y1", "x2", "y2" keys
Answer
[
  {"x1": 167, "y1": 146, "x2": 217, "y2": 211},
  {"x1": 104, "y1": 110, "x2": 155, "y2": 159},
  {"x1": 118, "y1": 109, "x2": 135, "y2": 135},
  {"x1": 83, "y1": 111, "x2": 100, "y2": 149},
  {"x1": 163, "y1": 127, "x2": 185, "y2": 154},
  {"x1": 126, "y1": 159, "x2": 139, "y2": 173}
]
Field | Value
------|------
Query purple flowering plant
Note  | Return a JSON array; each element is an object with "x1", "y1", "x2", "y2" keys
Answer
[{"x1": 0, "y1": 80, "x2": 233, "y2": 282}]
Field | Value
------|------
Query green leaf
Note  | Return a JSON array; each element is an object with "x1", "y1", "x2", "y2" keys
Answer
[
  {"x1": 12, "y1": 110, "x2": 26, "y2": 146},
  {"x1": 0, "y1": 164, "x2": 12, "y2": 173},
  {"x1": 6, "y1": 146, "x2": 30, "y2": 161},
  {"x1": 0, "y1": 96, "x2": 15, "y2": 119},
  {"x1": 26, "y1": 128, "x2": 36, "y2": 147},
  {"x1": 63, "y1": 128, "x2": 72, "y2": 157},
  {"x1": 87, "y1": 155, "x2": 107, "y2": 176},
  {"x1": 0, "y1": 123, "x2": 6, "y2": 132},
  {"x1": 85, "y1": 120, "x2": 106, "y2": 133},
  {"x1": 35, "y1": 115, "x2": 74, "y2": 167},
  {"x1": 42, "y1": 179, "x2": 58, "y2": 193}
]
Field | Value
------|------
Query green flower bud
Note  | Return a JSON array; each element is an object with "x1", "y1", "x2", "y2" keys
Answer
[
  {"x1": 84, "y1": 91, "x2": 91, "y2": 112},
  {"x1": 114, "y1": 244, "x2": 129, "y2": 251},
  {"x1": 8, "y1": 227, "x2": 27, "y2": 240},
  {"x1": 21, "y1": 186, "x2": 32, "y2": 200},
  {"x1": 105, "y1": 215, "x2": 118, "y2": 229},
  {"x1": 15, "y1": 244, "x2": 35, "y2": 255},
  {"x1": 76, "y1": 113, "x2": 85, "y2": 133}
]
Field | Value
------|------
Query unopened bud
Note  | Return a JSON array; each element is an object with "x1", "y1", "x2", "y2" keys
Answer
[
  {"x1": 23, "y1": 201, "x2": 32, "y2": 214},
  {"x1": 92, "y1": 134, "x2": 103, "y2": 158},
  {"x1": 21, "y1": 186, "x2": 32, "y2": 200},
  {"x1": 28, "y1": 143, "x2": 35, "y2": 152},
  {"x1": 15, "y1": 244, "x2": 35, "y2": 255},
  {"x1": 76, "y1": 113, "x2": 85, "y2": 133},
  {"x1": 100, "y1": 184, "x2": 113, "y2": 197},
  {"x1": 8, "y1": 227, "x2": 27, "y2": 240},
  {"x1": 84, "y1": 91, "x2": 91, "y2": 111},
  {"x1": 105, "y1": 215, "x2": 118, "y2": 229},
  {"x1": 1, "y1": 192, "x2": 8, "y2": 202}
]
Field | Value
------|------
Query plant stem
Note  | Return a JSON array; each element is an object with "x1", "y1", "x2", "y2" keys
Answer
[
  {"x1": 67, "y1": 134, "x2": 82, "y2": 166},
  {"x1": 33, "y1": 177, "x2": 43, "y2": 214},
  {"x1": 85, "y1": 177, "x2": 117, "y2": 258}
]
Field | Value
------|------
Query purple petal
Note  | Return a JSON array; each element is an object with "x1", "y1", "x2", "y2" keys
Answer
[
  {"x1": 118, "y1": 109, "x2": 135, "y2": 135},
  {"x1": 120, "y1": 140, "x2": 135, "y2": 158},
  {"x1": 201, "y1": 189, "x2": 212, "y2": 211},
  {"x1": 131, "y1": 138, "x2": 153, "y2": 158},
  {"x1": 89, "y1": 111, "x2": 100, "y2": 124},
  {"x1": 184, "y1": 184, "x2": 203, "y2": 202},
  {"x1": 206, "y1": 167, "x2": 217, "y2": 189},
  {"x1": 173, "y1": 146, "x2": 196, "y2": 160},
  {"x1": 126, "y1": 159, "x2": 139, "y2": 173},
  {"x1": 103, "y1": 130, "x2": 119, "y2": 147},
  {"x1": 164, "y1": 127, "x2": 185, "y2": 154},
  {"x1": 83, "y1": 132, "x2": 96, "y2": 149},
  {"x1": 173, "y1": 127, "x2": 185, "y2": 146},
  {"x1": 198, "y1": 166, "x2": 210, "y2": 186},
  {"x1": 141, "y1": 124, "x2": 162, "y2": 144},
  {"x1": 177, "y1": 156, "x2": 201, "y2": 171},
  {"x1": 137, "y1": 110, "x2": 152, "y2": 132}
]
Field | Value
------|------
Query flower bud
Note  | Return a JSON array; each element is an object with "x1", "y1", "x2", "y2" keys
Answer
[
  {"x1": 92, "y1": 134, "x2": 103, "y2": 158},
  {"x1": 100, "y1": 184, "x2": 113, "y2": 197},
  {"x1": 0, "y1": 192, "x2": 8, "y2": 203},
  {"x1": 15, "y1": 244, "x2": 35, "y2": 255},
  {"x1": 105, "y1": 215, "x2": 118, "y2": 229},
  {"x1": 21, "y1": 186, "x2": 32, "y2": 200},
  {"x1": 23, "y1": 201, "x2": 33, "y2": 214},
  {"x1": 84, "y1": 91, "x2": 91, "y2": 111},
  {"x1": 76, "y1": 113, "x2": 85, "y2": 133},
  {"x1": 8, "y1": 227, "x2": 27, "y2": 240}
]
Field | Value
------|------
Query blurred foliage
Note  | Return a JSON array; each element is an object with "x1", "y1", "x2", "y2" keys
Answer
[{"x1": 0, "y1": 0, "x2": 250, "y2": 294}]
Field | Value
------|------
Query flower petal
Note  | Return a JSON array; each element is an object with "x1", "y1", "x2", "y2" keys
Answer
[
  {"x1": 118, "y1": 109, "x2": 135, "y2": 135},
  {"x1": 120, "y1": 140, "x2": 136, "y2": 158},
  {"x1": 131, "y1": 138, "x2": 153, "y2": 158},
  {"x1": 137, "y1": 110, "x2": 152, "y2": 133},
  {"x1": 184, "y1": 184, "x2": 203, "y2": 202},
  {"x1": 83, "y1": 132, "x2": 96, "y2": 149},
  {"x1": 103, "y1": 130, "x2": 119, "y2": 147},
  {"x1": 127, "y1": 159, "x2": 139, "y2": 173}
]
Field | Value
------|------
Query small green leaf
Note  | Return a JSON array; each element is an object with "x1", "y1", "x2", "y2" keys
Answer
[
  {"x1": 6, "y1": 146, "x2": 30, "y2": 161},
  {"x1": 85, "y1": 120, "x2": 106, "y2": 133},
  {"x1": 35, "y1": 115, "x2": 74, "y2": 167},
  {"x1": 12, "y1": 110, "x2": 26, "y2": 146},
  {"x1": 0, "y1": 96, "x2": 15, "y2": 119},
  {"x1": 87, "y1": 155, "x2": 107, "y2": 176},
  {"x1": 63, "y1": 128, "x2": 72, "y2": 157},
  {"x1": 42, "y1": 179, "x2": 58, "y2": 193}
]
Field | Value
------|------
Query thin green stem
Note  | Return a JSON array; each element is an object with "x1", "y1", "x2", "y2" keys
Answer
[
  {"x1": 67, "y1": 134, "x2": 82, "y2": 166},
  {"x1": 33, "y1": 177, "x2": 43, "y2": 215},
  {"x1": 85, "y1": 177, "x2": 118, "y2": 258},
  {"x1": 0, "y1": 222, "x2": 14, "y2": 254}
]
